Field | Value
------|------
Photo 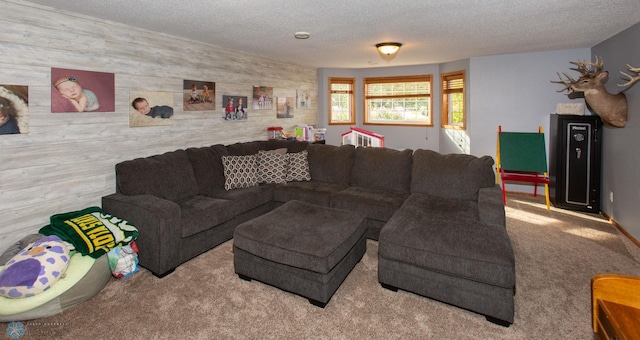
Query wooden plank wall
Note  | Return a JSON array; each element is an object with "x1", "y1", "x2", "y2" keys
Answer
[{"x1": 0, "y1": 0, "x2": 318, "y2": 250}]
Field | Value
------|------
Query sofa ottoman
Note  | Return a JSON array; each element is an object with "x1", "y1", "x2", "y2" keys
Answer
[{"x1": 233, "y1": 200, "x2": 366, "y2": 307}]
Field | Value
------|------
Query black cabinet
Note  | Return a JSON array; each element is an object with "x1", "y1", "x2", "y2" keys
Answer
[{"x1": 549, "y1": 114, "x2": 602, "y2": 212}]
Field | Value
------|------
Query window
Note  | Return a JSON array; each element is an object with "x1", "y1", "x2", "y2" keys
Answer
[
  {"x1": 441, "y1": 71, "x2": 465, "y2": 129},
  {"x1": 363, "y1": 75, "x2": 432, "y2": 126},
  {"x1": 329, "y1": 77, "x2": 355, "y2": 125}
]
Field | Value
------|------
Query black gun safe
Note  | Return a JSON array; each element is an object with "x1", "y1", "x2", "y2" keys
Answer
[{"x1": 549, "y1": 114, "x2": 602, "y2": 212}]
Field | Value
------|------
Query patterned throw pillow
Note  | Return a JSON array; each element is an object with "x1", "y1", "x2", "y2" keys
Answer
[
  {"x1": 257, "y1": 151, "x2": 288, "y2": 184},
  {"x1": 286, "y1": 150, "x2": 311, "y2": 182},
  {"x1": 222, "y1": 154, "x2": 259, "y2": 190}
]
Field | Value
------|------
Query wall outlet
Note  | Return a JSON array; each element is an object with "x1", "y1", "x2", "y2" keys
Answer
[{"x1": 609, "y1": 191, "x2": 614, "y2": 203}]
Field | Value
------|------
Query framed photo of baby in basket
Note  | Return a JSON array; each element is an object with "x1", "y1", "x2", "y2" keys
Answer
[{"x1": 0, "y1": 84, "x2": 28, "y2": 135}]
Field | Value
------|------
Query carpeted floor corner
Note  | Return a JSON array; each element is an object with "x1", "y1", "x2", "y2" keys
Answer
[{"x1": 4, "y1": 194, "x2": 640, "y2": 339}]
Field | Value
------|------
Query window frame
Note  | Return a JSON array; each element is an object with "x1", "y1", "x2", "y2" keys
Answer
[
  {"x1": 363, "y1": 75, "x2": 433, "y2": 127},
  {"x1": 440, "y1": 70, "x2": 466, "y2": 130},
  {"x1": 328, "y1": 77, "x2": 356, "y2": 125}
]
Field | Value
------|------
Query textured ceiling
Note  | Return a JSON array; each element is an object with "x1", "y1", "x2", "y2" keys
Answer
[{"x1": 20, "y1": 0, "x2": 640, "y2": 68}]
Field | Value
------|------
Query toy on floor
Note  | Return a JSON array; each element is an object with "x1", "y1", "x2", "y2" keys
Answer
[{"x1": 0, "y1": 235, "x2": 70, "y2": 298}]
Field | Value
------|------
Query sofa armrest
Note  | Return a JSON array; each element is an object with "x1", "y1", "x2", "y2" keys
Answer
[
  {"x1": 102, "y1": 193, "x2": 181, "y2": 277},
  {"x1": 478, "y1": 185, "x2": 506, "y2": 228}
]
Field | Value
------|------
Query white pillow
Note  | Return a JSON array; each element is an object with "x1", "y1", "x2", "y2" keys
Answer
[
  {"x1": 257, "y1": 151, "x2": 288, "y2": 184},
  {"x1": 0, "y1": 235, "x2": 70, "y2": 298},
  {"x1": 222, "y1": 155, "x2": 259, "y2": 190},
  {"x1": 286, "y1": 151, "x2": 311, "y2": 182}
]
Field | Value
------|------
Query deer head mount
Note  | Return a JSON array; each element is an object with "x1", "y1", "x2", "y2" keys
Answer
[
  {"x1": 551, "y1": 56, "x2": 637, "y2": 128},
  {"x1": 619, "y1": 64, "x2": 640, "y2": 88}
]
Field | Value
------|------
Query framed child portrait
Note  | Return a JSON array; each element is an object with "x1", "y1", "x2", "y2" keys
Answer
[
  {"x1": 276, "y1": 97, "x2": 294, "y2": 118},
  {"x1": 0, "y1": 85, "x2": 28, "y2": 135},
  {"x1": 296, "y1": 89, "x2": 311, "y2": 109},
  {"x1": 252, "y1": 86, "x2": 273, "y2": 110},
  {"x1": 129, "y1": 91, "x2": 174, "y2": 127},
  {"x1": 51, "y1": 68, "x2": 115, "y2": 113},
  {"x1": 222, "y1": 95, "x2": 248, "y2": 121},
  {"x1": 183, "y1": 80, "x2": 215, "y2": 111}
]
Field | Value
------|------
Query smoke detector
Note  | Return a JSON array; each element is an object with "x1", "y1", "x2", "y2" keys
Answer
[{"x1": 294, "y1": 31, "x2": 310, "y2": 39}]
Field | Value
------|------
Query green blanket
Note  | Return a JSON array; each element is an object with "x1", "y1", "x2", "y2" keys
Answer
[{"x1": 40, "y1": 207, "x2": 138, "y2": 259}]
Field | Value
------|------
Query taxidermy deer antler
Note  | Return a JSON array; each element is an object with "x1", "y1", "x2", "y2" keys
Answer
[
  {"x1": 618, "y1": 64, "x2": 640, "y2": 87},
  {"x1": 551, "y1": 56, "x2": 627, "y2": 128}
]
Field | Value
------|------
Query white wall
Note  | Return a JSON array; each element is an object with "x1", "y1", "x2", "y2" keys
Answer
[
  {"x1": 593, "y1": 22, "x2": 640, "y2": 242},
  {"x1": 0, "y1": 1, "x2": 317, "y2": 250},
  {"x1": 468, "y1": 48, "x2": 591, "y2": 194},
  {"x1": 468, "y1": 48, "x2": 591, "y2": 157}
]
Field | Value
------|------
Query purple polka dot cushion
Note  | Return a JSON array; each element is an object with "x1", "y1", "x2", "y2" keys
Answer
[{"x1": 0, "y1": 235, "x2": 70, "y2": 298}]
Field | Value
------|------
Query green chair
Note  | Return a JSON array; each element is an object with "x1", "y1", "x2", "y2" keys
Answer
[{"x1": 496, "y1": 126, "x2": 550, "y2": 210}]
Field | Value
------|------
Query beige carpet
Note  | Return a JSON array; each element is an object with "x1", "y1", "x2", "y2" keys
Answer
[{"x1": 5, "y1": 194, "x2": 640, "y2": 339}]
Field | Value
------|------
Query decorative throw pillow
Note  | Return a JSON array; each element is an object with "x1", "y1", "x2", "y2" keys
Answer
[
  {"x1": 286, "y1": 150, "x2": 311, "y2": 182},
  {"x1": 257, "y1": 151, "x2": 288, "y2": 184},
  {"x1": 222, "y1": 154, "x2": 259, "y2": 190},
  {"x1": 0, "y1": 235, "x2": 70, "y2": 298}
]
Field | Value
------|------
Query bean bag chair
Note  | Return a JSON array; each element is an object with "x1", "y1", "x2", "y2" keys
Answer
[{"x1": 0, "y1": 234, "x2": 111, "y2": 322}]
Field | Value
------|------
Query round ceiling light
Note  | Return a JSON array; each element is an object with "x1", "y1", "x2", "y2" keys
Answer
[
  {"x1": 376, "y1": 42, "x2": 402, "y2": 56},
  {"x1": 294, "y1": 31, "x2": 311, "y2": 39}
]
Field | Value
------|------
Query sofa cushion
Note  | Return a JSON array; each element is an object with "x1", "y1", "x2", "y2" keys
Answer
[
  {"x1": 210, "y1": 185, "x2": 273, "y2": 216},
  {"x1": 330, "y1": 186, "x2": 409, "y2": 222},
  {"x1": 379, "y1": 193, "x2": 515, "y2": 288},
  {"x1": 264, "y1": 148, "x2": 287, "y2": 155},
  {"x1": 186, "y1": 144, "x2": 229, "y2": 196},
  {"x1": 307, "y1": 144, "x2": 355, "y2": 186},
  {"x1": 116, "y1": 149, "x2": 199, "y2": 202},
  {"x1": 351, "y1": 147, "x2": 412, "y2": 193},
  {"x1": 411, "y1": 149, "x2": 495, "y2": 200},
  {"x1": 273, "y1": 181, "x2": 347, "y2": 207},
  {"x1": 222, "y1": 154, "x2": 259, "y2": 190},
  {"x1": 177, "y1": 196, "x2": 235, "y2": 238},
  {"x1": 286, "y1": 150, "x2": 311, "y2": 182},
  {"x1": 226, "y1": 141, "x2": 267, "y2": 156}
]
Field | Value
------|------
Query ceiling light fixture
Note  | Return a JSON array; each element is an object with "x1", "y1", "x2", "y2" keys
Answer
[
  {"x1": 294, "y1": 31, "x2": 310, "y2": 39},
  {"x1": 376, "y1": 42, "x2": 402, "y2": 56}
]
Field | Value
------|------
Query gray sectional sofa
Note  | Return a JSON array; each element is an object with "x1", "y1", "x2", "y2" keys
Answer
[{"x1": 101, "y1": 139, "x2": 515, "y2": 326}]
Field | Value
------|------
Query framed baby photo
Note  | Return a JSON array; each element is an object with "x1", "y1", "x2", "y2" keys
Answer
[
  {"x1": 222, "y1": 95, "x2": 248, "y2": 121},
  {"x1": 51, "y1": 68, "x2": 115, "y2": 113},
  {"x1": 129, "y1": 91, "x2": 174, "y2": 127},
  {"x1": 183, "y1": 79, "x2": 215, "y2": 111},
  {"x1": 0, "y1": 85, "x2": 29, "y2": 135},
  {"x1": 252, "y1": 86, "x2": 273, "y2": 110}
]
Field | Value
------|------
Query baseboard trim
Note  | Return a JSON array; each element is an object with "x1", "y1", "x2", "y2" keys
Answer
[{"x1": 600, "y1": 211, "x2": 640, "y2": 250}]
